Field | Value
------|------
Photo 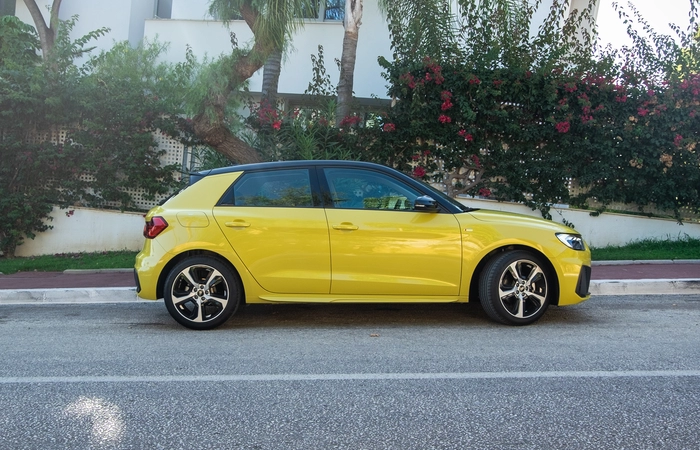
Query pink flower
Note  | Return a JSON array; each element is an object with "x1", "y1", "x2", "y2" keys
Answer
[
  {"x1": 674, "y1": 134, "x2": 683, "y2": 147},
  {"x1": 478, "y1": 188, "x2": 491, "y2": 197},
  {"x1": 458, "y1": 129, "x2": 474, "y2": 141},
  {"x1": 555, "y1": 121, "x2": 570, "y2": 133},
  {"x1": 339, "y1": 115, "x2": 362, "y2": 127},
  {"x1": 637, "y1": 108, "x2": 649, "y2": 117},
  {"x1": 438, "y1": 114, "x2": 452, "y2": 124},
  {"x1": 272, "y1": 120, "x2": 282, "y2": 130},
  {"x1": 383, "y1": 123, "x2": 396, "y2": 132},
  {"x1": 441, "y1": 100, "x2": 453, "y2": 111},
  {"x1": 413, "y1": 166, "x2": 426, "y2": 177},
  {"x1": 471, "y1": 154, "x2": 481, "y2": 168}
]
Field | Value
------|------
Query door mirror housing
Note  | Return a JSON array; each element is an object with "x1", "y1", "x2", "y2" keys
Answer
[{"x1": 414, "y1": 195, "x2": 439, "y2": 212}]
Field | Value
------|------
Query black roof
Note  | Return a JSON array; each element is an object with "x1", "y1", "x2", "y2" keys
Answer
[{"x1": 193, "y1": 159, "x2": 388, "y2": 178}]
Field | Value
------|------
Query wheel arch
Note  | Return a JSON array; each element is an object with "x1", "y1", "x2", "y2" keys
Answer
[
  {"x1": 156, "y1": 249, "x2": 246, "y2": 303},
  {"x1": 469, "y1": 244, "x2": 560, "y2": 306}
]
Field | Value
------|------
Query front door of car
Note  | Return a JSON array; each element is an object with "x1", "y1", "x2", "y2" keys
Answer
[
  {"x1": 213, "y1": 168, "x2": 330, "y2": 294},
  {"x1": 322, "y1": 167, "x2": 462, "y2": 296}
]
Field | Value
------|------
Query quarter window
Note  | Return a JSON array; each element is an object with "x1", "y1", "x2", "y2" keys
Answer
[{"x1": 228, "y1": 169, "x2": 314, "y2": 207}]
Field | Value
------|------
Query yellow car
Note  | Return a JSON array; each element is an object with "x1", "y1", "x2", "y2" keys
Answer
[{"x1": 135, "y1": 160, "x2": 591, "y2": 329}]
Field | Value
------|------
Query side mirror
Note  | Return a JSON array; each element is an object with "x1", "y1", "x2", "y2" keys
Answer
[{"x1": 414, "y1": 195, "x2": 438, "y2": 212}]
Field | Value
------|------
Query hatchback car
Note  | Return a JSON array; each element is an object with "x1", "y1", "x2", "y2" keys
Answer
[{"x1": 135, "y1": 160, "x2": 591, "y2": 329}]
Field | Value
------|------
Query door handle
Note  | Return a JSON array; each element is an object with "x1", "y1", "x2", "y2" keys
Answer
[
  {"x1": 225, "y1": 220, "x2": 251, "y2": 228},
  {"x1": 332, "y1": 223, "x2": 359, "y2": 231}
]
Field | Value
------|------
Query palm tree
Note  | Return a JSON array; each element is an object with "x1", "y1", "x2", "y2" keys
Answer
[
  {"x1": 378, "y1": 0, "x2": 458, "y2": 62},
  {"x1": 335, "y1": 0, "x2": 363, "y2": 125}
]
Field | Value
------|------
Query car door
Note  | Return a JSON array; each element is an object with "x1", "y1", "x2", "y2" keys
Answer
[
  {"x1": 213, "y1": 167, "x2": 331, "y2": 294},
  {"x1": 322, "y1": 167, "x2": 462, "y2": 296}
]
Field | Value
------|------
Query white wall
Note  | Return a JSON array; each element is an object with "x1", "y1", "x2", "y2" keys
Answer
[
  {"x1": 15, "y1": 207, "x2": 145, "y2": 257},
  {"x1": 171, "y1": 0, "x2": 212, "y2": 20},
  {"x1": 14, "y1": 0, "x2": 151, "y2": 56},
  {"x1": 13, "y1": 201, "x2": 700, "y2": 257},
  {"x1": 145, "y1": 0, "x2": 392, "y2": 99}
]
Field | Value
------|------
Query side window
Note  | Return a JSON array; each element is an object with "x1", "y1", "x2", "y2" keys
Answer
[
  {"x1": 324, "y1": 168, "x2": 421, "y2": 210},
  {"x1": 229, "y1": 169, "x2": 314, "y2": 207}
]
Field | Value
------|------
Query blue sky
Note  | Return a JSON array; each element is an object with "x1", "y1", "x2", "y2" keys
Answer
[{"x1": 596, "y1": 0, "x2": 697, "y2": 49}]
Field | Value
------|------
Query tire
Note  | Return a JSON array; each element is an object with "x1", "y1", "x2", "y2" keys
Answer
[
  {"x1": 479, "y1": 251, "x2": 551, "y2": 325},
  {"x1": 163, "y1": 256, "x2": 241, "y2": 330}
]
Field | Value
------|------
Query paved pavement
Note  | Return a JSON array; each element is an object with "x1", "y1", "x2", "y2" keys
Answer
[{"x1": 0, "y1": 261, "x2": 699, "y2": 304}]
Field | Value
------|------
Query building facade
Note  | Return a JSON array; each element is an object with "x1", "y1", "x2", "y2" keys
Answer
[{"x1": 11, "y1": 0, "x2": 598, "y2": 102}]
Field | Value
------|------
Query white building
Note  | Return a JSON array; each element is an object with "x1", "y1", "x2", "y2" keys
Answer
[{"x1": 8, "y1": 0, "x2": 599, "y2": 102}]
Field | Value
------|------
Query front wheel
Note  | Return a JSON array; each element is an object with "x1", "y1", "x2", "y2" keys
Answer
[
  {"x1": 479, "y1": 251, "x2": 552, "y2": 325},
  {"x1": 163, "y1": 256, "x2": 241, "y2": 330}
]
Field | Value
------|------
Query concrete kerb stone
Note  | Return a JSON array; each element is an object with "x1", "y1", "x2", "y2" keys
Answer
[
  {"x1": 1, "y1": 282, "x2": 699, "y2": 305},
  {"x1": 589, "y1": 279, "x2": 700, "y2": 296},
  {"x1": 0, "y1": 287, "x2": 145, "y2": 305}
]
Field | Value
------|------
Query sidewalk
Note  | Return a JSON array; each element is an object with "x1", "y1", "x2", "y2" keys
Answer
[{"x1": 0, "y1": 261, "x2": 699, "y2": 304}]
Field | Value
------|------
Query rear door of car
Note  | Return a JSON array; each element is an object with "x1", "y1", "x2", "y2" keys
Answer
[
  {"x1": 321, "y1": 166, "x2": 462, "y2": 296},
  {"x1": 213, "y1": 167, "x2": 331, "y2": 294}
]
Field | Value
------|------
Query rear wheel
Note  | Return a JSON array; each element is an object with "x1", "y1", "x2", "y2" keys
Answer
[
  {"x1": 479, "y1": 251, "x2": 551, "y2": 325},
  {"x1": 163, "y1": 256, "x2": 241, "y2": 330}
]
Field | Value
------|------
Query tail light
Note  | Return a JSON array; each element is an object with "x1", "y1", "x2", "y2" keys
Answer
[{"x1": 143, "y1": 216, "x2": 168, "y2": 239}]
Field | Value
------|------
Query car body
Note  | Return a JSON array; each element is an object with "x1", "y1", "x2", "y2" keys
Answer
[{"x1": 134, "y1": 160, "x2": 591, "y2": 329}]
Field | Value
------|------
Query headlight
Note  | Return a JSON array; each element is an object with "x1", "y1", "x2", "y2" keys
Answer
[{"x1": 556, "y1": 233, "x2": 585, "y2": 251}]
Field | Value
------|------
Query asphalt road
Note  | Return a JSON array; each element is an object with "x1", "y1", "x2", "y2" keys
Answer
[{"x1": 1, "y1": 295, "x2": 699, "y2": 449}]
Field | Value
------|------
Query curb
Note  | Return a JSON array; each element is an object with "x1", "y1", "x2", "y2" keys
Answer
[
  {"x1": 62, "y1": 268, "x2": 134, "y2": 274},
  {"x1": 1, "y1": 280, "x2": 699, "y2": 305},
  {"x1": 0, "y1": 287, "x2": 145, "y2": 305},
  {"x1": 589, "y1": 279, "x2": 700, "y2": 296}
]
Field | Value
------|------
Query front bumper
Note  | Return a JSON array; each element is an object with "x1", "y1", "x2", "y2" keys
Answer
[{"x1": 576, "y1": 265, "x2": 592, "y2": 298}]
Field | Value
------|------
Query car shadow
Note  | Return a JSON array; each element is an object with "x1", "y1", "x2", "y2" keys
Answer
[{"x1": 207, "y1": 301, "x2": 597, "y2": 330}]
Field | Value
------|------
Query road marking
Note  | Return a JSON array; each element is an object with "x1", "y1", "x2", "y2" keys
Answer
[{"x1": 1, "y1": 370, "x2": 700, "y2": 384}]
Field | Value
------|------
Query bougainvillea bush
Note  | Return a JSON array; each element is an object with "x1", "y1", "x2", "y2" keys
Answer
[
  {"x1": 248, "y1": 1, "x2": 699, "y2": 221},
  {"x1": 363, "y1": 0, "x2": 700, "y2": 220}
]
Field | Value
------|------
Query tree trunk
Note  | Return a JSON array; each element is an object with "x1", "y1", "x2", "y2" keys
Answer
[
  {"x1": 23, "y1": 0, "x2": 62, "y2": 59},
  {"x1": 190, "y1": 1, "x2": 276, "y2": 164},
  {"x1": 192, "y1": 110, "x2": 261, "y2": 164},
  {"x1": 335, "y1": 0, "x2": 363, "y2": 125},
  {"x1": 261, "y1": 50, "x2": 282, "y2": 106}
]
